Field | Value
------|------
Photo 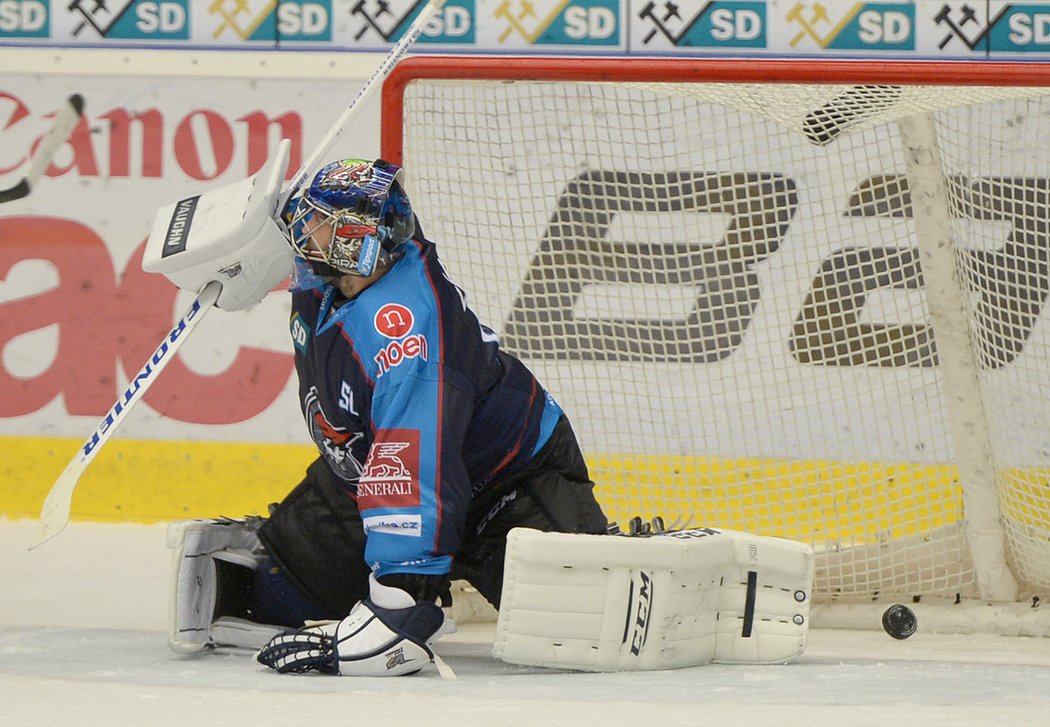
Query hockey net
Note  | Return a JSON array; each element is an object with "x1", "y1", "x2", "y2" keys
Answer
[{"x1": 382, "y1": 58, "x2": 1050, "y2": 632}]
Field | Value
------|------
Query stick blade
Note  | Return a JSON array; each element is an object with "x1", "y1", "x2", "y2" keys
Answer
[
  {"x1": 68, "y1": 93, "x2": 85, "y2": 116},
  {"x1": 29, "y1": 467, "x2": 80, "y2": 550},
  {"x1": 0, "y1": 179, "x2": 30, "y2": 204},
  {"x1": 2, "y1": 93, "x2": 87, "y2": 206}
]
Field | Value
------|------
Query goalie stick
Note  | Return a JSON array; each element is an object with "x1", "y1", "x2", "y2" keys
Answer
[
  {"x1": 29, "y1": 0, "x2": 447, "y2": 549},
  {"x1": 277, "y1": 0, "x2": 447, "y2": 212},
  {"x1": 0, "y1": 94, "x2": 84, "y2": 204},
  {"x1": 30, "y1": 281, "x2": 222, "y2": 549}
]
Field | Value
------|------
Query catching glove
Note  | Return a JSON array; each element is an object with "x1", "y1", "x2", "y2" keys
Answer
[{"x1": 256, "y1": 574, "x2": 450, "y2": 676}]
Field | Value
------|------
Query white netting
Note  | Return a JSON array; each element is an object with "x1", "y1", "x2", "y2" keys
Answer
[{"x1": 388, "y1": 63, "x2": 1050, "y2": 607}]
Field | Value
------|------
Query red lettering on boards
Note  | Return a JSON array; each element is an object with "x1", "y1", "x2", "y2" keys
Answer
[{"x1": 0, "y1": 216, "x2": 295, "y2": 424}]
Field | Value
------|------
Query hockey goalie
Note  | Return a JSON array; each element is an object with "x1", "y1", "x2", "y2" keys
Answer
[{"x1": 147, "y1": 146, "x2": 813, "y2": 677}]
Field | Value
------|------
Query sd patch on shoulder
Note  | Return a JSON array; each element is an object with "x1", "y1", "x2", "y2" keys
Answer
[{"x1": 290, "y1": 312, "x2": 310, "y2": 353}]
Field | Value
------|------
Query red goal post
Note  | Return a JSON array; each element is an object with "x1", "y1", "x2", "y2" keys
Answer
[
  {"x1": 381, "y1": 58, "x2": 1050, "y2": 164},
  {"x1": 381, "y1": 57, "x2": 1050, "y2": 633}
]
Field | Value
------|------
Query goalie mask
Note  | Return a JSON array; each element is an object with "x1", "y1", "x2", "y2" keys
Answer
[{"x1": 286, "y1": 159, "x2": 415, "y2": 278}]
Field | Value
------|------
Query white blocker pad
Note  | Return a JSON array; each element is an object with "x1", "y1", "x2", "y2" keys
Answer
[
  {"x1": 143, "y1": 139, "x2": 293, "y2": 312},
  {"x1": 167, "y1": 518, "x2": 283, "y2": 654},
  {"x1": 493, "y1": 527, "x2": 814, "y2": 671}
]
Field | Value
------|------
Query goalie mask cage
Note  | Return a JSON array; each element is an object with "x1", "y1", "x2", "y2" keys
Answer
[{"x1": 382, "y1": 57, "x2": 1050, "y2": 632}]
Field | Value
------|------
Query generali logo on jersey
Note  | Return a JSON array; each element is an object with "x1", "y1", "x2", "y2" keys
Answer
[{"x1": 357, "y1": 429, "x2": 421, "y2": 510}]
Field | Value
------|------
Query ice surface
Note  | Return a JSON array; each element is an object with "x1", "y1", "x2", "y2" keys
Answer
[{"x1": 2, "y1": 520, "x2": 1050, "y2": 727}]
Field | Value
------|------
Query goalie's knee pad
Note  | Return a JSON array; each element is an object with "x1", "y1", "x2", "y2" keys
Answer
[
  {"x1": 493, "y1": 527, "x2": 814, "y2": 671},
  {"x1": 167, "y1": 518, "x2": 285, "y2": 654}
]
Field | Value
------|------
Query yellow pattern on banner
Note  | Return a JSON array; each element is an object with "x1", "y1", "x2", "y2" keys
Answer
[
  {"x1": 594, "y1": 454, "x2": 966, "y2": 540},
  {"x1": 5, "y1": 436, "x2": 1048, "y2": 540},
  {"x1": 494, "y1": 0, "x2": 572, "y2": 43},
  {"x1": 786, "y1": 1, "x2": 863, "y2": 48},
  {"x1": 0, "y1": 436, "x2": 316, "y2": 522},
  {"x1": 209, "y1": 0, "x2": 278, "y2": 39}
]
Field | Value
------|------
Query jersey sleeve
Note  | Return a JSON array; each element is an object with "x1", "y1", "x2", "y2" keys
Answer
[
  {"x1": 361, "y1": 371, "x2": 476, "y2": 579},
  {"x1": 352, "y1": 297, "x2": 474, "y2": 581}
]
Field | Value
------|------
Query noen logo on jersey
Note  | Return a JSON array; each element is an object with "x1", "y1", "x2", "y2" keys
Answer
[
  {"x1": 373, "y1": 303, "x2": 427, "y2": 377},
  {"x1": 374, "y1": 334, "x2": 428, "y2": 377},
  {"x1": 374, "y1": 303, "x2": 414, "y2": 338}
]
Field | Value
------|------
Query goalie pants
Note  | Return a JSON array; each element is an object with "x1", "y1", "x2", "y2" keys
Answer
[{"x1": 255, "y1": 415, "x2": 609, "y2": 625}]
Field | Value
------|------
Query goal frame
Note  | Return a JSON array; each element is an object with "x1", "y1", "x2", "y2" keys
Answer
[
  {"x1": 380, "y1": 57, "x2": 1050, "y2": 635},
  {"x1": 381, "y1": 57, "x2": 1050, "y2": 166}
]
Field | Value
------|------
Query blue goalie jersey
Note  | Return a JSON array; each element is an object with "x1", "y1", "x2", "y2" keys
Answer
[{"x1": 288, "y1": 237, "x2": 562, "y2": 580}]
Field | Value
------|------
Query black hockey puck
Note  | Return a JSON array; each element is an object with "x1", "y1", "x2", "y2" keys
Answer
[{"x1": 882, "y1": 604, "x2": 917, "y2": 639}]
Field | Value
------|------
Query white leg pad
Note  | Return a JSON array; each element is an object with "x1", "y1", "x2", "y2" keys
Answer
[
  {"x1": 167, "y1": 518, "x2": 281, "y2": 654},
  {"x1": 493, "y1": 527, "x2": 814, "y2": 671}
]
